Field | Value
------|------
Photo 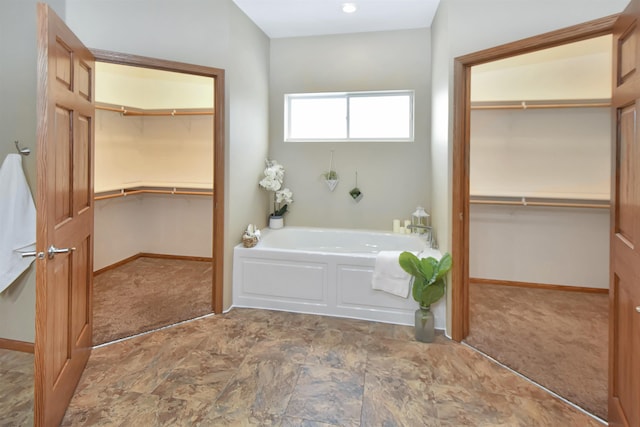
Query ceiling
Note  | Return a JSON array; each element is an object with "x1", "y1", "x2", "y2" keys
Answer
[{"x1": 231, "y1": 0, "x2": 441, "y2": 39}]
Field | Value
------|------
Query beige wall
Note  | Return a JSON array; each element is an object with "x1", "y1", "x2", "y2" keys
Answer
[
  {"x1": 0, "y1": 0, "x2": 65, "y2": 343},
  {"x1": 468, "y1": 107, "x2": 611, "y2": 288},
  {"x1": 94, "y1": 112, "x2": 214, "y2": 192},
  {"x1": 269, "y1": 29, "x2": 432, "y2": 231},
  {"x1": 471, "y1": 35, "x2": 613, "y2": 102},
  {"x1": 65, "y1": 0, "x2": 271, "y2": 310},
  {"x1": 95, "y1": 62, "x2": 214, "y2": 110},
  {"x1": 470, "y1": 108, "x2": 611, "y2": 199},
  {"x1": 430, "y1": 0, "x2": 629, "y2": 335},
  {"x1": 93, "y1": 110, "x2": 214, "y2": 270},
  {"x1": 94, "y1": 195, "x2": 213, "y2": 270}
]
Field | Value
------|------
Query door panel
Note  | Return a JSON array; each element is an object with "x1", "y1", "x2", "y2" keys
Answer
[
  {"x1": 72, "y1": 238, "x2": 91, "y2": 340},
  {"x1": 55, "y1": 39, "x2": 73, "y2": 89},
  {"x1": 36, "y1": 4, "x2": 95, "y2": 426},
  {"x1": 611, "y1": 3, "x2": 640, "y2": 426},
  {"x1": 75, "y1": 115, "x2": 91, "y2": 211},
  {"x1": 55, "y1": 107, "x2": 73, "y2": 224},
  {"x1": 78, "y1": 61, "x2": 92, "y2": 101},
  {"x1": 51, "y1": 258, "x2": 71, "y2": 380},
  {"x1": 616, "y1": 104, "x2": 636, "y2": 244},
  {"x1": 618, "y1": 24, "x2": 636, "y2": 85}
]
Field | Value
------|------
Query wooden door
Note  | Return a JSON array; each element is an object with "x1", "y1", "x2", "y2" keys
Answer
[
  {"x1": 610, "y1": 3, "x2": 640, "y2": 426},
  {"x1": 35, "y1": 4, "x2": 94, "y2": 427}
]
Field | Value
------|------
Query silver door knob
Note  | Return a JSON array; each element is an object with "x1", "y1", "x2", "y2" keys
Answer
[
  {"x1": 636, "y1": 306, "x2": 640, "y2": 313},
  {"x1": 47, "y1": 245, "x2": 75, "y2": 259}
]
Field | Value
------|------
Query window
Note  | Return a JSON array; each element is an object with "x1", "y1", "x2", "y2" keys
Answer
[{"x1": 285, "y1": 90, "x2": 414, "y2": 142}]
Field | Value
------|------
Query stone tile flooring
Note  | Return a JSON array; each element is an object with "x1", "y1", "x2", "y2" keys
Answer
[
  {"x1": 57, "y1": 308, "x2": 603, "y2": 426},
  {"x1": 0, "y1": 348, "x2": 34, "y2": 426}
]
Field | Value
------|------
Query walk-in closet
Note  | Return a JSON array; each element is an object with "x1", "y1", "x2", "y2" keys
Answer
[
  {"x1": 93, "y1": 62, "x2": 215, "y2": 344},
  {"x1": 464, "y1": 35, "x2": 611, "y2": 419}
]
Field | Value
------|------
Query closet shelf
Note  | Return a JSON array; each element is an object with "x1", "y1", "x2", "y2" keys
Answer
[
  {"x1": 95, "y1": 186, "x2": 213, "y2": 201},
  {"x1": 470, "y1": 196, "x2": 610, "y2": 209},
  {"x1": 470, "y1": 99, "x2": 611, "y2": 110},
  {"x1": 96, "y1": 102, "x2": 214, "y2": 117}
]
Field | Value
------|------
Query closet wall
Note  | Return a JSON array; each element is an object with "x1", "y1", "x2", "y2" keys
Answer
[
  {"x1": 94, "y1": 63, "x2": 214, "y2": 270},
  {"x1": 469, "y1": 35, "x2": 611, "y2": 289}
]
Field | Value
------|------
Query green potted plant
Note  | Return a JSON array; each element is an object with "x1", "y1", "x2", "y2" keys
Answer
[{"x1": 398, "y1": 251, "x2": 452, "y2": 342}]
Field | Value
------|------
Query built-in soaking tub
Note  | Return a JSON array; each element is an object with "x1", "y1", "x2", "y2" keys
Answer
[{"x1": 232, "y1": 226, "x2": 444, "y2": 328}]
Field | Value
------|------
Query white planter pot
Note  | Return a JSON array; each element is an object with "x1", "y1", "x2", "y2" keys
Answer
[
  {"x1": 325, "y1": 179, "x2": 339, "y2": 192},
  {"x1": 269, "y1": 216, "x2": 284, "y2": 229}
]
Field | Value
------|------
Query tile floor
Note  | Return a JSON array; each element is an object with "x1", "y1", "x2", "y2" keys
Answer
[
  {"x1": 57, "y1": 308, "x2": 603, "y2": 426},
  {"x1": 0, "y1": 348, "x2": 34, "y2": 426}
]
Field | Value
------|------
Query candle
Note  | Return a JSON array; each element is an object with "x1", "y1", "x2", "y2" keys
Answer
[
  {"x1": 393, "y1": 219, "x2": 400, "y2": 233},
  {"x1": 404, "y1": 219, "x2": 411, "y2": 230},
  {"x1": 399, "y1": 226, "x2": 406, "y2": 234}
]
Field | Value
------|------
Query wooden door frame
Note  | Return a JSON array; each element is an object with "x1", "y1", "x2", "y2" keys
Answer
[
  {"x1": 91, "y1": 49, "x2": 225, "y2": 314},
  {"x1": 450, "y1": 15, "x2": 618, "y2": 341}
]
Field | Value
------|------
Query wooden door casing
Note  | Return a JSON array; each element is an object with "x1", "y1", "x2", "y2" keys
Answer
[
  {"x1": 36, "y1": 4, "x2": 94, "y2": 427},
  {"x1": 91, "y1": 48, "x2": 226, "y2": 315},
  {"x1": 450, "y1": 16, "x2": 619, "y2": 342},
  {"x1": 610, "y1": 5, "x2": 640, "y2": 426}
]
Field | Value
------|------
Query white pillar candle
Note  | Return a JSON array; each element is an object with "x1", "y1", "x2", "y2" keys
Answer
[
  {"x1": 393, "y1": 219, "x2": 400, "y2": 233},
  {"x1": 404, "y1": 219, "x2": 411, "y2": 229},
  {"x1": 399, "y1": 226, "x2": 406, "y2": 234}
]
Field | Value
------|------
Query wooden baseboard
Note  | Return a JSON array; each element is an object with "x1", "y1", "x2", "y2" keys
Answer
[
  {"x1": 94, "y1": 253, "x2": 141, "y2": 275},
  {"x1": 94, "y1": 252, "x2": 213, "y2": 276},
  {"x1": 470, "y1": 278, "x2": 609, "y2": 294},
  {"x1": 139, "y1": 253, "x2": 213, "y2": 263},
  {"x1": 0, "y1": 337, "x2": 34, "y2": 353}
]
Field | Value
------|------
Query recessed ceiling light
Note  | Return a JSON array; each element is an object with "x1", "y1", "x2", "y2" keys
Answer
[{"x1": 342, "y1": 3, "x2": 357, "y2": 13}]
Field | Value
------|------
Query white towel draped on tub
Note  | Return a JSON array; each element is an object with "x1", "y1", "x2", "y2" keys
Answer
[
  {"x1": 371, "y1": 250, "x2": 413, "y2": 298},
  {"x1": 0, "y1": 154, "x2": 36, "y2": 294}
]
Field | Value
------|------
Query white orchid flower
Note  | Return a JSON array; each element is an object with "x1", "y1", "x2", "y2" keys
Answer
[
  {"x1": 259, "y1": 176, "x2": 282, "y2": 191},
  {"x1": 276, "y1": 188, "x2": 293, "y2": 204},
  {"x1": 260, "y1": 159, "x2": 292, "y2": 216}
]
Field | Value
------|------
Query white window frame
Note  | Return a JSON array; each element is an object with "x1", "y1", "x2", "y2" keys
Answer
[{"x1": 284, "y1": 90, "x2": 415, "y2": 142}]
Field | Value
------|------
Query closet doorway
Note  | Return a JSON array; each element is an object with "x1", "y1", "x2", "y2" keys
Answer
[
  {"x1": 91, "y1": 50, "x2": 225, "y2": 344},
  {"x1": 450, "y1": 16, "x2": 616, "y2": 421}
]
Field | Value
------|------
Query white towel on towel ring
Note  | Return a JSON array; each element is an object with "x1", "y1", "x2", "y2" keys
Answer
[
  {"x1": 371, "y1": 250, "x2": 413, "y2": 298},
  {"x1": 0, "y1": 154, "x2": 36, "y2": 294}
]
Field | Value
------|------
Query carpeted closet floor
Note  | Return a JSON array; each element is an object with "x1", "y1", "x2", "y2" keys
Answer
[
  {"x1": 465, "y1": 281, "x2": 608, "y2": 420},
  {"x1": 93, "y1": 256, "x2": 213, "y2": 345}
]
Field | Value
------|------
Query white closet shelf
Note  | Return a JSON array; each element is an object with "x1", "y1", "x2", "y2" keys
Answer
[
  {"x1": 95, "y1": 186, "x2": 213, "y2": 201},
  {"x1": 470, "y1": 195, "x2": 610, "y2": 209},
  {"x1": 470, "y1": 99, "x2": 611, "y2": 110},
  {"x1": 96, "y1": 102, "x2": 214, "y2": 117}
]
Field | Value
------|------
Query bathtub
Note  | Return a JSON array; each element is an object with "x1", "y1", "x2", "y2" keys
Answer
[{"x1": 232, "y1": 227, "x2": 445, "y2": 328}]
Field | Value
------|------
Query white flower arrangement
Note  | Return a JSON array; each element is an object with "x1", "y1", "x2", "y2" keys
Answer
[{"x1": 259, "y1": 159, "x2": 293, "y2": 217}]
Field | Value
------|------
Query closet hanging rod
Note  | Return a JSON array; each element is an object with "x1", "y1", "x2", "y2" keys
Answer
[
  {"x1": 95, "y1": 187, "x2": 213, "y2": 201},
  {"x1": 469, "y1": 196, "x2": 610, "y2": 209},
  {"x1": 470, "y1": 99, "x2": 611, "y2": 110},
  {"x1": 95, "y1": 104, "x2": 214, "y2": 117}
]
